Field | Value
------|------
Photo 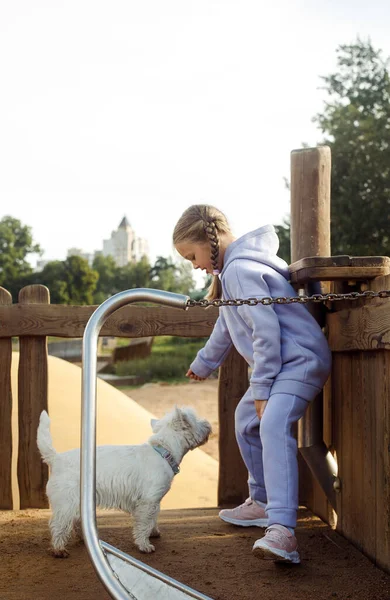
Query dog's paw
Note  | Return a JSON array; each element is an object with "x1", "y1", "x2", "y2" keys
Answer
[
  {"x1": 137, "y1": 542, "x2": 156, "y2": 553},
  {"x1": 50, "y1": 548, "x2": 70, "y2": 559},
  {"x1": 150, "y1": 528, "x2": 161, "y2": 538}
]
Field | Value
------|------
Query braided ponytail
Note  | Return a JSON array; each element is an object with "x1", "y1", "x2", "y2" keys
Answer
[{"x1": 203, "y1": 219, "x2": 220, "y2": 275}]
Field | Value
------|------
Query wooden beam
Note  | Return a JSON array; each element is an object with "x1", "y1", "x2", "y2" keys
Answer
[
  {"x1": 289, "y1": 255, "x2": 390, "y2": 284},
  {"x1": 328, "y1": 301, "x2": 390, "y2": 352},
  {"x1": 290, "y1": 146, "x2": 331, "y2": 263},
  {"x1": 17, "y1": 285, "x2": 49, "y2": 509},
  {"x1": 0, "y1": 288, "x2": 13, "y2": 509},
  {"x1": 290, "y1": 146, "x2": 332, "y2": 524},
  {"x1": 0, "y1": 304, "x2": 218, "y2": 338},
  {"x1": 218, "y1": 348, "x2": 249, "y2": 506}
]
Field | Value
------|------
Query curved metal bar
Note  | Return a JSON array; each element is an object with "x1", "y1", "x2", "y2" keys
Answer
[{"x1": 81, "y1": 289, "x2": 195, "y2": 600}]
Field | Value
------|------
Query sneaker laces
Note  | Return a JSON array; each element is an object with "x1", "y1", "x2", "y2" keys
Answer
[{"x1": 234, "y1": 497, "x2": 253, "y2": 510}]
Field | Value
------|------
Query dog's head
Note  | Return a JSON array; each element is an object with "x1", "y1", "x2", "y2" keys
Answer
[{"x1": 151, "y1": 406, "x2": 211, "y2": 451}]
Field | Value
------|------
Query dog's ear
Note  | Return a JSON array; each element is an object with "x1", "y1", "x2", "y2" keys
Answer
[
  {"x1": 150, "y1": 418, "x2": 159, "y2": 432},
  {"x1": 173, "y1": 406, "x2": 186, "y2": 426}
]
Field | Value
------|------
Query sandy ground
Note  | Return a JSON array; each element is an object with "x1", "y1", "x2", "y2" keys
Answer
[
  {"x1": 1, "y1": 507, "x2": 389, "y2": 600},
  {"x1": 2, "y1": 380, "x2": 390, "y2": 600},
  {"x1": 123, "y1": 379, "x2": 220, "y2": 461}
]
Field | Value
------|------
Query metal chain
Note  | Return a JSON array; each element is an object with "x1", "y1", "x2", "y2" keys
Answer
[{"x1": 186, "y1": 289, "x2": 390, "y2": 308}]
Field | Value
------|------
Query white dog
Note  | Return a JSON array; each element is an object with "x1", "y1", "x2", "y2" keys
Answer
[{"x1": 37, "y1": 406, "x2": 211, "y2": 557}]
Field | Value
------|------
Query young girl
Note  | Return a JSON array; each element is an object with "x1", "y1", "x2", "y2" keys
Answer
[{"x1": 173, "y1": 204, "x2": 331, "y2": 564}]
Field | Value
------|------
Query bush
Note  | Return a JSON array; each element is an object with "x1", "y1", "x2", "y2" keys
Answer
[{"x1": 114, "y1": 337, "x2": 208, "y2": 382}]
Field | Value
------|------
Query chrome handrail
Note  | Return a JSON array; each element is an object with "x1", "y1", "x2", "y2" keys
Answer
[{"x1": 80, "y1": 289, "x2": 212, "y2": 600}]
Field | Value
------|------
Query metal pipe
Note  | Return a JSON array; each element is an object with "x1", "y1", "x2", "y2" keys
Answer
[
  {"x1": 80, "y1": 289, "x2": 215, "y2": 600},
  {"x1": 101, "y1": 541, "x2": 213, "y2": 600},
  {"x1": 297, "y1": 280, "x2": 339, "y2": 510}
]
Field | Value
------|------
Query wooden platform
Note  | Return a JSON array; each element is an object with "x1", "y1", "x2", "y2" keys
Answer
[
  {"x1": 289, "y1": 255, "x2": 390, "y2": 284},
  {"x1": 1, "y1": 508, "x2": 389, "y2": 600}
]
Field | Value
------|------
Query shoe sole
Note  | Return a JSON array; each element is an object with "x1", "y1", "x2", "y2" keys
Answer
[
  {"x1": 219, "y1": 514, "x2": 268, "y2": 527},
  {"x1": 252, "y1": 545, "x2": 300, "y2": 564}
]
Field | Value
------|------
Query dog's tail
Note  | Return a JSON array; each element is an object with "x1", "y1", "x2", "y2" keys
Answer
[{"x1": 37, "y1": 410, "x2": 57, "y2": 465}]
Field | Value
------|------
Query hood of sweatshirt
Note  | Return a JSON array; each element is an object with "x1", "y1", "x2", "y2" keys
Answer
[{"x1": 221, "y1": 225, "x2": 289, "y2": 279}]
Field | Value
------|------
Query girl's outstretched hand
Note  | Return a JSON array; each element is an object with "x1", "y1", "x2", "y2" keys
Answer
[
  {"x1": 186, "y1": 369, "x2": 206, "y2": 381},
  {"x1": 255, "y1": 400, "x2": 268, "y2": 419}
]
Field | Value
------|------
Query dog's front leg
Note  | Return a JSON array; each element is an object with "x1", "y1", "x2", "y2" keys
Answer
[
  {"x1": 150, "y1": 508, "x2": 161, "y2": 538},
  {"x1": 132, "y1": 502, "x2": 160, "y2": 553}
]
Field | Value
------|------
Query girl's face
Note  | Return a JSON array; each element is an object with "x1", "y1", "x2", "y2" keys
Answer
[{"x1": 175, "y1": 241, "x2": 214, "y2": 274}]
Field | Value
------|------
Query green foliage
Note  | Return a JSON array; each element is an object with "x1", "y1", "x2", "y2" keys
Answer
[
  {"x1": 1, "y1": 217, "x2": 195, "y2": 302},
  {"x1": 0, "y1": 216, "x2": 41, "y2": 298},
  {"x1": 274, "y1": 218, "x2": 291, "y2": 264},
  {"x1": 117, "y1": 256, "x2": 152, "y2": 292},
  {"x1": 150, "y1": 256, "x2": 195, "y2": 294},
  {"x1": 115, "y1": 336, "x2": 208, "y2": 382},
  {"x1": 92, "y1": 254, "x2": 120, "y2": 302},
  {"x1": 33, "y1": 256, "x2": 99, "y2": 304},
  {"x1": 314, "y1": 38, "x2": 390, "y2": 256},
  {"x1": 275, "y1": 38, "x2": 390, "y2": 259}
]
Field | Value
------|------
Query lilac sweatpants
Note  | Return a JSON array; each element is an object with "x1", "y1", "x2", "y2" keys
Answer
[{"x1": 235, "y1": 389, "x2": 309, "y2": 528}]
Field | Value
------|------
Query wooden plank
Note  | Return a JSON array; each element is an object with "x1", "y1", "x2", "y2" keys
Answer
[
  {"x1": 290, "y1": 265, "x2": 390, "y2": 284},
  {"x1": 0, "y1": 288, "x2": 13, "y2": 509},
  {"x1": 291, "y1": 255, "x2": 390, "y2": 269},
  {"x1": 328, "y1": 301, "x2": 390, "y2": 352},
  {"x1": 290, "y1": 254, "x2": 390, "y2": 284},
  {"x1": 0, "y1": 304, "x2": 218, "y2": 338},
  {"x1": 360, "y1": 352, "x2": 379, "y2": 561},
  {"x1": 375, "y1": 351, "x2": 390, "y2": 571},
  {"x1": 289, "y1": 255, "x2": 390, "y2": 284},
  {"x1": 17, "y1": 285, "x2": 49, "y2": 509},
  {"x1": 333, "y1": 353, "x2": 353, "y2": 537},
  {"x1": 349, "y1": 353, "x2": 364, "y2": 550},
  {"x1": 217, "y1": 348, "x2": 248, "y2": 506}
]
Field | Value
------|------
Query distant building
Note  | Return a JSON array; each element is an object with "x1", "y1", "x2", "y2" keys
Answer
[
  {"x1": 102, "y1": 216, "x2": 149, "y2": 267},
  {"x1": 63, "y1": 216, "x2": 149, "y2": 269}
]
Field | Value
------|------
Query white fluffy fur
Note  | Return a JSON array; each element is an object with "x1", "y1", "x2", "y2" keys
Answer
[{"x1": 37, "y1": 406, "x2": 211, "y2": 557}]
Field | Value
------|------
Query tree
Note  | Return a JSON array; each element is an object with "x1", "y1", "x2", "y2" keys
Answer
[
  {"x1": 62, "y1": 255, "x2": 99, "y2": 304},
  {"x1": 274, "y1": 218, "x2": 291, "y2": 264},
  {"x1": 117, "y1": 256, "x2": 152, "y2": 292},
  {"x1": 33, "y1": 256, "x2": 99, "y2": 304},
  {"x1": 316, "y1": 39, "x2": 390, "y2": 256},
  {"x1": 276, "y1": 38, "x2": 390, "y2": 259},
  {"x1": 150, "y1": 256, "x2": 195, "y2": 294},
  {"x1": 33, "y1": 261, "x2": 69, "y2": 304},
  {"x1": 92, "y1": 254, "x2": 120, "y2": 303},
  {"x1": 0, "y1": 216, "x2": 41, "y2": 298}
]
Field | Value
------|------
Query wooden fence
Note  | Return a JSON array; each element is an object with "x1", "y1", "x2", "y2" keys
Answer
[
  {"x1": 0, "y1": 146, "x2": 389, "y2": 573},
  {"x1": 0, "y1": 286, "x2": 248, "y2": 512}
]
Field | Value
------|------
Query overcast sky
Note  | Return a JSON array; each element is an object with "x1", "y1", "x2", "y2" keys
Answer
[{"x1": 1, "y1": 0, "x2": 390, "y2": 287}]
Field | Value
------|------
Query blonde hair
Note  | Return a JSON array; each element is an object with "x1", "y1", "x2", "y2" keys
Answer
[{"x1": 173, "y1": 204, "x2": 231, "y2": 300}]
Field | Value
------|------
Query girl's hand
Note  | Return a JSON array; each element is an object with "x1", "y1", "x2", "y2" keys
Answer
[
  {"x1": 255, "y1": 400, "x2": 268, "y2": 419},
  {"x1": 186, "y1": 369, "x2": 206, "y2": 381}
]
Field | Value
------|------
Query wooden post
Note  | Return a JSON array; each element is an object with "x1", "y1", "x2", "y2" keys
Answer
[
  {"x1": 290, "y1": 146, "x2": 331, "y2": 262},
  {"x1": 290, "y1": 146, "x2": 332, "y2": 522},
  {"x1": 218, "y1": 347, "x2": 248, "y2": 506},
  {"x1": 17, "y1": 285, "x2": 50, "y2": 508},
  {"x1": 0, "y1": 287, "x2": 13, "y2": 509}
]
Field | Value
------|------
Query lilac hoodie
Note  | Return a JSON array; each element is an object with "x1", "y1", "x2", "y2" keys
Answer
[{"x1": 190, "y1": 225, "x2": 332, "y2": 402}]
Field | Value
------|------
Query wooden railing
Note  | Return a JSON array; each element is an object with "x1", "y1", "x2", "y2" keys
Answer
[{"x1": 0, "y1": 283, "x2": 249, "y2": 510}]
